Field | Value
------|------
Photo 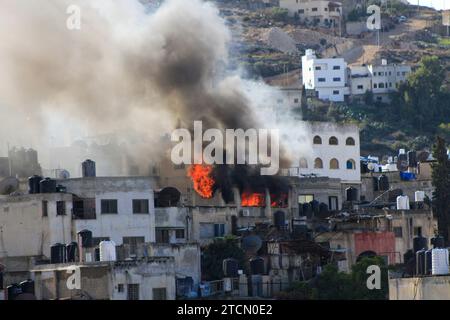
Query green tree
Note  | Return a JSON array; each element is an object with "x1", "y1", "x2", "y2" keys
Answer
[
  {"x1": 431, "y1": 136, "x2": 450, "y2": 244},
  {"x1": 201, "y1": 236, "x2": 246, "y2": 281}
]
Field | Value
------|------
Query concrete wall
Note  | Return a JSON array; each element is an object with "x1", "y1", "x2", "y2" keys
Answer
[
  {"x1": 0, "y1": 194, "x2": 73, "y2": 259},
  {"x1": 389, "y1": 276, "x2": 450, "y2": 300}
]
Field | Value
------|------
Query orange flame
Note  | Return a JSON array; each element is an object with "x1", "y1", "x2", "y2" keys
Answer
[
  {"x1": 241, "y1": 191, "x2": 265, "y2": 207},
  {"x1": 187, "y1": 164, "x2": 215, "y2": 199}
]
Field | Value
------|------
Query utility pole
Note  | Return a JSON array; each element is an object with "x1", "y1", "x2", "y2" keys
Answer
[{"x1": 7, "y1": 143, "x2": 12, "y2": 177}]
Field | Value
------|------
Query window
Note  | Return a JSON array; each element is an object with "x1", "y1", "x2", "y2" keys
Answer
[
  {"x1": 389, "y1": 82, "x2": 392, "y2": 87},
  {"x1": 153, "y1": 288, "x2": 167, "y2": 300},
  {"x1": 117, "y1": 284, "x2": 124, "y2": 293},
  {"x1": 42, "y1": 201, "x2": 48, "y2": 217},
  {"x1": 175, "y1": 229, "x2": 185, "y2": 239},
  {"x1": 346, "y1": 137, "x2": 355, "y2": 145},
  {"x1": 414, "y1": 227, "x2": 422, "y2": 237},
  {"x1": 294, "y1": 98, "x2": 299, "y2": 103},
  {"x1": 374, "y1": 83, "x2": 378, "y2": 88},
  {"x1": 329, "y1": 196, "x2": 338, "y2": 211},
  {"x1": 318, "y1": 78, "x2": 326, "y2": 82},
  {"x1": 200, "y1": 223, "x2": 215, "y2": 239},
  {"x1": 379, "y1": 83, "x2": 385, "y2": 88},
  {"x1": 299, "y1": 9, "x2": 305, "y2": 14},
  {"x1": 315, "y1": 66, "x2": 322, "y2": 70},
  {"x1": 101, "y1": 199, "x2": 118, "y2": 214},
  {"x1": 333, "y1": 77, "x2": 341, "y2": 82},
  {"x1": 346, "y1": 159, "x2": 356, "y2": 170},
  {"x1": 298, "y1": 194, "x2": 314, "y2": 204},
  {"x1": 393, "y1": 227, "x2": 403, "y2": 238},
  {"x1": 123, "y1": 236, "x2": 145, "y2": 255},
  {"x1": 357, "y1": 85, "x2": 363, "y2": 90},
  {"x1": 56, "y1": 201, "x2": 66, "y2": 216},
  {"x1": 333, "y1": 90, "x2": 340, "y2": 95},
  {"x1": 314, "y1": 158, "x2": 323, "y2": 169},
  {"x1": 313, "y1": 135, "x2": 322, "y2": 144},
  {"x1": 214, "y1": 224, "x2": 225, "y2": 237},
  {"x1": 330, "y1": 158, "x2": 339, "y2": 169},
  {"x1": 156, "y1": 229, "x2": 170, "y2": 243},
  {"x1": 333, "y1": 65, "x2": 340, "y2": 70},
  {"x1": 329, "y1": 136, "x2": 338, "y2": 145},
  {"x1": 133, "y1": 199, "x2": 149, "y2": 214},
  {"x1": 127, "y1": 284, "x2": 140, "y2": 300},
  {"x1": 72, "y1": 198, "x2": 96, "y2": 219},
  {"x1": 277, "y1": 99, "x2": 283, "y2": 104},
  {"x1": 299, "y1": 157, "x2": 308, "y2": 168},
  {"x1": 312, "y1": 7, "x2": 318, "y2": 11}
]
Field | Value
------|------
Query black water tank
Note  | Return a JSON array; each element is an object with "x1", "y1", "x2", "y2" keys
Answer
[
  {"x1": 319, "y1": 203, "x2": 329, "y2": 215},
  {"x1": 250, "y1": 257, "x2": 265, "y2": 275},
  {"x1": 303, "y1": 203, "x2": 312, "y2": 218},
  {"x1": 407, "y1": 151, "x2": 417, "y2": 167},
  {"x1": 310, "y1": 200, "x2": 320, "y2": 214},
  {"x1": 19, "y1": 280, "x2": 35, "y2": 295},
  {"x1": 39, "y1": 178, "x2": 56, "y2": 193},
  {"x1": 66, "y1": 242, "x2": 78, "y2": 262},
  {"x1": 346, "y1": 187, "x2": 358, "y2": 202},
  {"x1": 431, "y1": 236, "x2": 445, "y2": 248},
  {"x1": 6, "y1": 284, "x2": 21, "y2": 300},
  {"x1": 50, "y1": 243, "x2": 66, "y2": 263},
  {"x1": 273, "y1": 211, "x2": 285, "y2": 229},
  {"x1": 413, "y1": 236, "x2": 428, "y2": 253},
  {"x1": 223, "y1": 258, "x2": 239, "y2": 277},
  {"x1": 28, "y1": 175, "x2": 42, "y2": 194},
  {"x1": 77, "y1": 229, "x2": 93, "y2": 248},
  {"x1": 378, "y1": 175, "x2": 389, "y2": 191},
  {"x1": 425, "y1": 249, "x2": 433, "y2": 275},
  {"x1": 416, "y1": 249, "x2": 426, "y2": 275},
  {"x1": 82, "y1": 159, "x2": 96, "y2": 177}
]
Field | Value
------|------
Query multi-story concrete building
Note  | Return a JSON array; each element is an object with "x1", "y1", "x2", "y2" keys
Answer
[
  {"x1": 280, "y1": 0, "x2": 343, "y2": 28},
  {"x1": 349, "y1": 60, "x2": 412, "y2": 103},
  {"x1": 302, "y1": 49, "x2": 349, "y2": 102}
]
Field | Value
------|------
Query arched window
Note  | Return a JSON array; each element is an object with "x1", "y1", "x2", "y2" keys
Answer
[
  {"x1": 299, "y1": 157, "x2": 308, "y2": 168},
  {"x1": 313, "y1": 135, "x2": 322, "y2": 144},
  {"x1": 346, "y1": 137, "x2": 355, "y2": 146},
  {"x1": 330, "y1": 158, "x2": 339, "y2": 169},
  {"x1": 314, "y1": 158, "x2": 323, "y2": 169},
  {"x1": 346, "y1": 159, "x2": 356, "y2": 170},
  {"x1": 329, "y1": 136, "x2": 338, "y2": 145}
]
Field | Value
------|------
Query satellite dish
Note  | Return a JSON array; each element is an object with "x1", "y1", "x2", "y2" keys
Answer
[
  {"x1": 242, "y1": 235, "x2": 263, "y2": 254},
  {"x1": 0, "y1": 177, "x2": 19, "y2": 195}
]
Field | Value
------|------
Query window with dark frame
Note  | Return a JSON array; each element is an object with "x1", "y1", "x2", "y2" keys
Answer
[
  {"x1": 56, "y1": 201, "x2": 66, "y2": 216},
  {"x1": 101, "y1": 199, "x2": 118, "y2": 214},
  {"x1": 156, "y1": 229, "x2": 170, "y2": 243},
  {"x1": 117, "y1": 284, "x2": 124, "y2": 293},
  {"x1": 175, "y1": 229, "x2": 185, "y2": 239},
  {"x1": 133, "y1": 199, "x2": 149, "y2": 214},
  {"x1": 123, "y1": 236, "x2": 145, "y2": 255},
  {"x1": 153, "y1": 288, "x2": 167, "y2": 300},
  {"x1": 393, "y1": 227, "x2": 403, "y2": 238},
  {"x1": 127, "y1": 284, "x2": 140, "y2": 300},
  {"x1": 42, "y1": 200, "x2": 48, "y2": 217}
]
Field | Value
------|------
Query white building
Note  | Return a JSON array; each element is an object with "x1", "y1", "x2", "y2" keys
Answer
[
  {"x1": 280, "y1": 0, "x2": 343, "y2": 28},
  {"x1": 289, "y1": 121, "x2": 361, "y2": 184},
  {"x1": 349, "y1": 60, "x2": 412, "y2": 103},
  {"x1": 302, "y1": 49, "x2": 349, "y2": 102}
]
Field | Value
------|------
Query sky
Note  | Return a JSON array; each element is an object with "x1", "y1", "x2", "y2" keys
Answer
[{"x1": 407, "y1": 0, "x2": 450, "y2": 10}]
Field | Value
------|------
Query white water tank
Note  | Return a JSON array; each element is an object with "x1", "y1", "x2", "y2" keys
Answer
[
  {"x1": 431, "y1": 248, "x2": 449, "y2": 275},
  {"x1": 415, "y1": 191, "x2": 425, "y2": 202},
  {"x1": 396, "y1": 195, "x2": 410, "y2": 210},
  {"x1": 99, "y1": 241, "x2": 117, "y2": 262}
]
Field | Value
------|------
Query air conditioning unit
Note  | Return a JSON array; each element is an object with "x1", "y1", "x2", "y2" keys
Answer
[{"x1": 240, "y1": 209, "x2": 250, "y2": 217}]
